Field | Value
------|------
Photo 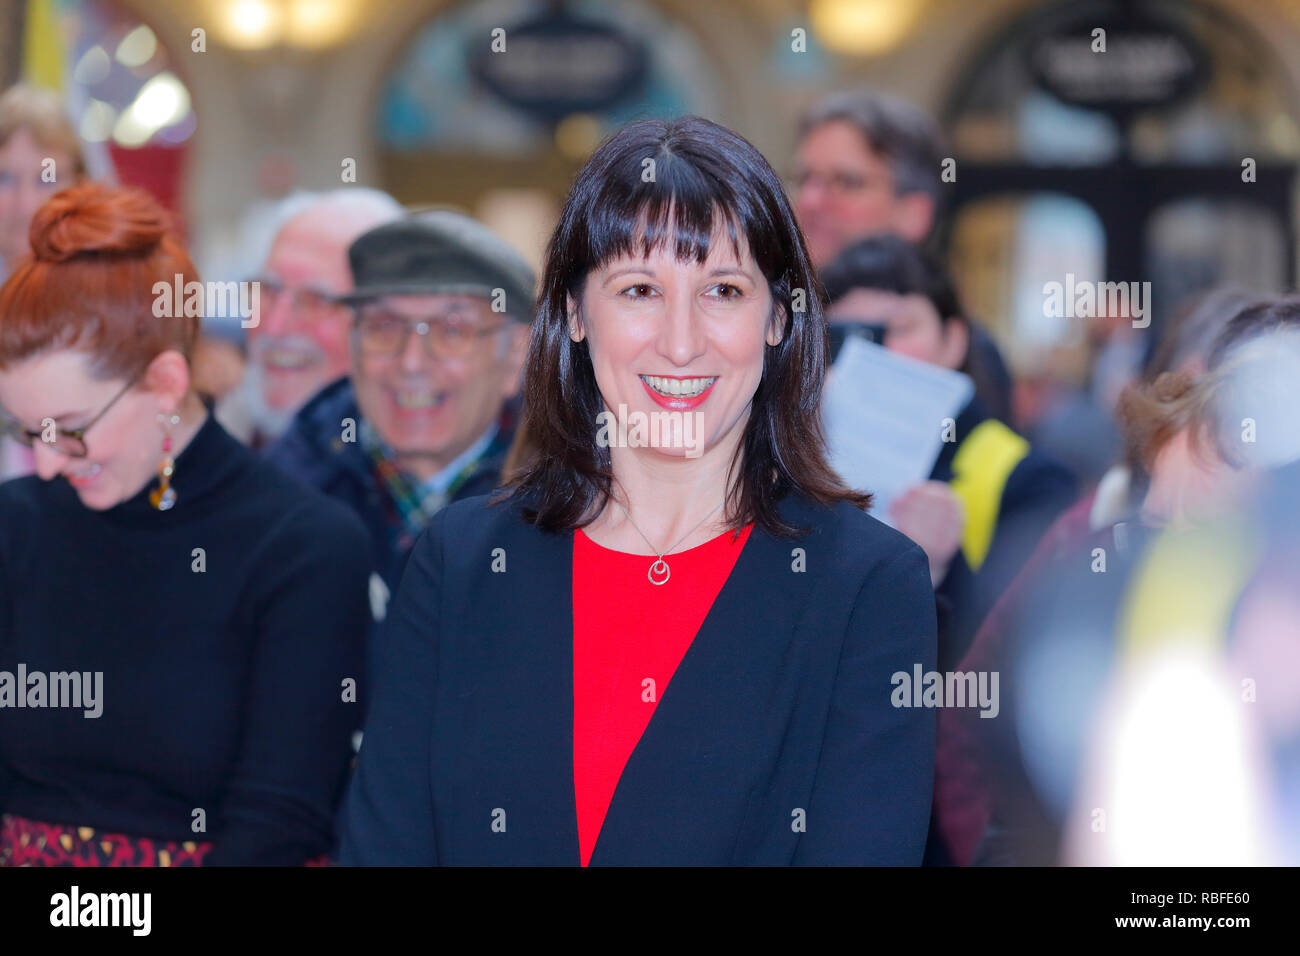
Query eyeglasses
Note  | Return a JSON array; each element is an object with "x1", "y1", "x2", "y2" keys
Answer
[
  {"x1": 0, "y1": 373, "x2": 141, "y2": 458},
  {"x1": 789, "y1": 168, "x2": 877, "y2": 198},
  {"x1": 353, "y1": 305, "x2": 505, "y2": 359},
  {"x1": 255, "y1": 279, "x2": 348, "y2": 324}
]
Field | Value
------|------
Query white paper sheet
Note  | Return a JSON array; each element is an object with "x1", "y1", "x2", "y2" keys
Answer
[{"x1": 822, "y1": 336, "x2": 975, "y2": 525}]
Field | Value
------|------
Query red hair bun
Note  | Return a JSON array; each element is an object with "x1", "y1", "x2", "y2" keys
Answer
[{"x1": 28, "y1": 182, "x2": 166, "y2": 263}]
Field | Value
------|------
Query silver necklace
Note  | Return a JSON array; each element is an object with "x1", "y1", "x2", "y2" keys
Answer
[{"x1": 612, "y1": 496, "x2": 727, "y2": 586}]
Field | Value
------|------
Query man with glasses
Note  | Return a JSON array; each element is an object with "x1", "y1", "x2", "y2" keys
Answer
[
  {"x1": 791, "y1": 90, "x2": 944, "y2": 272},
  {"x1": 265, "y1": 210, "x2": 532, "y2": 628},
  {"x1": 791, "y1": 90, "x2": 1015, "y2": 424},
  {"x1": 220, "y1": 189, "x2": 403, "y2": 447}
]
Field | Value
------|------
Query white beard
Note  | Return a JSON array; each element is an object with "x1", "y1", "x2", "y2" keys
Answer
[{"x1": 216, "y1": 360, "x2": 303, "y2": 444}]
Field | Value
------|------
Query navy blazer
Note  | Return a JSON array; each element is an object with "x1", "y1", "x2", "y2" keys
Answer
[{"x1": 339, "y1": 487, "x2": 937, "y2": 865}]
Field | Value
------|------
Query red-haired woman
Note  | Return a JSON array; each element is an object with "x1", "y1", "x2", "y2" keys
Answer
[{"x1": 0, "y1": 183, "x2": 371, "y2": 865}]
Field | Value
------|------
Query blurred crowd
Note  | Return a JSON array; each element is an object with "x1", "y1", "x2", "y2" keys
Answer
[{"x1": 1, "y1": 76, "x2": 1297, "y2": 866}]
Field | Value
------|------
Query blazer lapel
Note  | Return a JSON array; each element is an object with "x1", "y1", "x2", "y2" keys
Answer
[{"x1": 588, "y1": 494, "x2": 822, "y2": 864}]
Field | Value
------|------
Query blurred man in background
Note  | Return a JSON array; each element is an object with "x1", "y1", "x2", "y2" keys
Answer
[
  {"x1": 793, "y1": 89, "x2": 1015, "y2": 427},
  {"x1": 793, "y1": 89, "x2": 944, "y2": 267},
  {"x1": 218, "y1": 188, "x2": 403, "y2": 447},
  {"x1": 266, "y1": 210, "x2": 532, "y2": 630}
]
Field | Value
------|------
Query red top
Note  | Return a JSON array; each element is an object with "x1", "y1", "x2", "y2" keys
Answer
[{"x1": 572, "y1": 522, "x2": 753, "y2": 866}]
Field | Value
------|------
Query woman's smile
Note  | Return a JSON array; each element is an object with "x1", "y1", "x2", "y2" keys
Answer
[
  {"x1": 65, "y1": 461, "x2": 104, "y2": 489},
  {"x1": 639, "y1": 374, "x2": 717, "y2": 410}
]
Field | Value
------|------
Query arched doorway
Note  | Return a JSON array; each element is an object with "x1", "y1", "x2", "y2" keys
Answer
[
  {"x1": 941, "y1": 0, "x2": 1298, "y2": 361},
  {"x1": 372, "y1": 0, "x2": 726, "y2": 266}
]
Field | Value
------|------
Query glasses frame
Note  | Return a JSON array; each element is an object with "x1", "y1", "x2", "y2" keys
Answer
[
  {"x1": 351, "y1": 305, "x2": 506, "y2": 360},
  {"x1": 789, "y1": 168, "x2": 877, "y2": 198},
  {"x1": 254, "y1": 278, "x2": 349, "y2": 324},
  {"x1": 3, "y1": 373, "x2": 142, "y2": 458}
]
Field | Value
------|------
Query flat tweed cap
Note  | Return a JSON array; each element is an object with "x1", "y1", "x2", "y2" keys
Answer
[{"x1": 343, "y1": 209, "x2": 536, "y2": 320}]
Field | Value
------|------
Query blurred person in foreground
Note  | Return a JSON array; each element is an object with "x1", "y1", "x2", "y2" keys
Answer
[
  {"x1": 0, "y1": 183, "x2": 370, "y2": 865},
  {"x1": 957, "y1": 301, "x2": 1300, "y2": 865},
  {"x1": 339, "y1": 116, "x2": 936, "y2": 866},
  {"x1": 1064, "y1": 326, "x2": 1300, "y2": 865},
  {"x1": 217, "y1": 188, "x2": 403, "y2": 447},
  {"x1": 266, "y1": 211, "x2": 531, "y2": 623},
  {"x1": 821, "y1": 235, "x2": 1077, "y2": 672},
  {"x1": 931, "y1": 287, "x2": 1264, "y2": 865},
  {"x1": 1084, "y1": 286, "x2": 1259, "y2": 530},
  {"x1": 792, "y1": 89, "x2": 1013, "y2": 425},
  {"x1": 0, "y1": 84, "x2": 87, "y2": 480}
]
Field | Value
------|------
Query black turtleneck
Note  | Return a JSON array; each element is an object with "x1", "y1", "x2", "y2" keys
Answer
[{"x1": 0, "y1": 410, "x2": 372, "y2": 865}]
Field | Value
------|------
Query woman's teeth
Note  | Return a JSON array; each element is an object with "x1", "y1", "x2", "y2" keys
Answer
[
  {"x1": 641, "y1": 375, "x2": 716, "y2": 398},
  {"x1": 68, "y1": 463, "x2": 102, "y2": 485}
]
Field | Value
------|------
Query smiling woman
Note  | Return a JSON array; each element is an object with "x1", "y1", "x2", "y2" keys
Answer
[
  {"x1": 340, "y1": 116, "x2": 939, "y2": 866},
  {"x1": 0, "y1": 182, "x2": 371, "y2": 866}
]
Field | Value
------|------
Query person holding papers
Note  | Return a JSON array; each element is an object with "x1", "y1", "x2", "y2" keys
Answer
[{"x1": 822, "y1": 235, "x2": 1076, "y2": 672}]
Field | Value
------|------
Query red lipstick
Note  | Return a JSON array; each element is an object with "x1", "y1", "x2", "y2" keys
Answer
[{"x1": 639, "y1": 375, "x2": 717, "y2": 411}]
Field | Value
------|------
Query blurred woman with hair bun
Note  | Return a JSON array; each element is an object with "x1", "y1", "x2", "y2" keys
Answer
[{"x1": 0, "y1": 182, "x2": 371, "y2": 866}]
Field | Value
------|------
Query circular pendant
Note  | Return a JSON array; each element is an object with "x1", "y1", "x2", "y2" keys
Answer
[
  {"x1": 149, "y1": 486, "x2": 177, "y2": 512},
  {"x1": 648, "y1": 557, "x2": 670, "y2": 586}
]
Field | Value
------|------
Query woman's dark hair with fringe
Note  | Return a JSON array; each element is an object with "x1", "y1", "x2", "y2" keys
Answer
[{"x1": 505, "y1": 115, "x2": 870, "y2": 536}]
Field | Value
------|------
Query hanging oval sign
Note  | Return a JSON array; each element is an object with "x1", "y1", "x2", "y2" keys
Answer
[
  {"x1": 1025, "y1": 5, "x2": 1209, "y2": 112},
  {"x1": 469, "y1": 10, "x2": 649, "y2": 122}
]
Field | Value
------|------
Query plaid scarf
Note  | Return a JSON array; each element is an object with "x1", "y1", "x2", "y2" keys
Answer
[{"x1": 361, "y1": 420, "x2": 500, "y2": 545}]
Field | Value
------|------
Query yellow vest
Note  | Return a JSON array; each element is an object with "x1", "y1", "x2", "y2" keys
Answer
[{"x1": 947, "y1": 419, "x2": 1030, "y2": 572}]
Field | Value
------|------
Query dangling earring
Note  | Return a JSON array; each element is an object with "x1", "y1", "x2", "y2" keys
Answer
[{"x1": 149, "y1": 413, "x2": 180, "y2": 512}]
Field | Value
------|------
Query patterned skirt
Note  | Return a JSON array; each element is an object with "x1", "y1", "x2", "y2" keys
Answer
[{"x1": 0, "y1": 813, "x2": 212, "y2": 866}]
